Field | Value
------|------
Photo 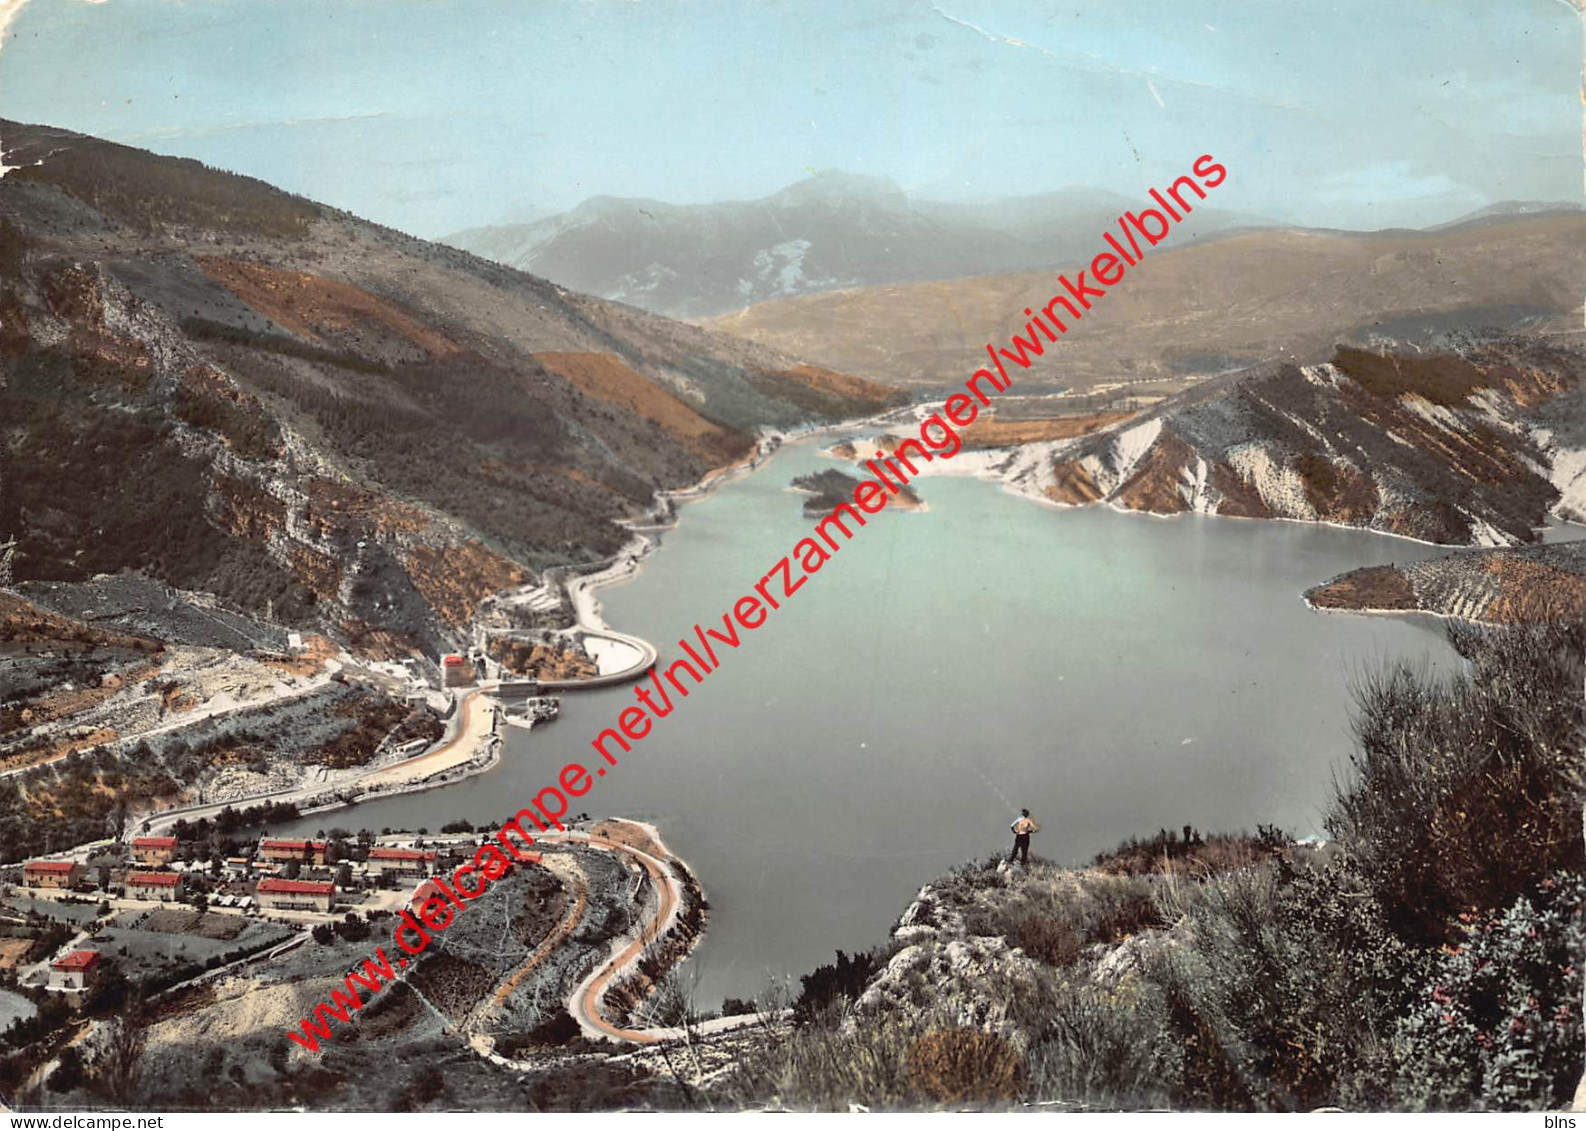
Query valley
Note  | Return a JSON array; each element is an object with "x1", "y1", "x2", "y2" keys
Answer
[{"x1": 0, "y1": 114, "x2": 1582, "y2": 1114}]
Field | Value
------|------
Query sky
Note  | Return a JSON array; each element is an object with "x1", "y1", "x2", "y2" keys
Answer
[{"x1": 0, "y1": 0, "x2": 1580, "y2": 239}]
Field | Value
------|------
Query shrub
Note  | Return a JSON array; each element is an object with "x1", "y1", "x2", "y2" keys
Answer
[
  {"x1": 335, "y1": 913, "x2": 371, "y2": 943},
  {"x1": 48, "y1": 1046, "x2": 85, "y2": 1093},
  {"x1": 1331, "y1": 619, "x2": 1586, "y2": 942},
  {"x1": 795, "y1": 949, "x2": 882, "y2": 1023},
  {"x1": 1015, "y1": 916, "x2": 1082, "y2": 967},
  {"x1": 708, "y1": 1016, "x2": 917, "y2": 1110},
  {"x1": 1088, "y1": 887, "x2": 1163, "y2": 944},
  {"x1": 1379, "y1": 873, "x2": 1585, "y2": 1111},
  {"x1": 1030, "y1": 984, "x2": 1177, "y2": 1109},
  {"x1": 905, "y1": 1028, "x2": 1026, "y2": 1105},
  {"x1": 497, "y1": 1007, "x2": 582, "y2": 1055},
  {"x1": 403, "y1": 1066, "x2": 446, "y2": 1110}
]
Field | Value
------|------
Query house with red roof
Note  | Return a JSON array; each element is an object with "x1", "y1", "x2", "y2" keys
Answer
[
  {"x1": 408, "y1": 877, "x2": 445, "y2": 908},
  {"x1": 441, "y1": 652, "x2": 471, "y2": 688},
  {"x1": 256, "y1": 877, "x2": 336, "y2": 913},
  {"x1": 131, "y1": 836, "x2": 179, "y2": 865},
  {"x1": 367, "y1": 846, "x2": 438, "y2": 878},
  {"x1": 49, "y1": 949, "x2": 101, "y2": 991},
  {"x1": 126, "y1": 871, "x2": 182, "y2": 902},
  {"x1": 22, "y1": 860, "x2": 83, "y2": 890},
  {"x1": 258, "y1": 838, "x2": 328, "y2": 865}
]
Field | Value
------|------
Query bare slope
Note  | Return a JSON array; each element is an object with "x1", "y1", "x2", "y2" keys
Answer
[
  {"x1": 968, "y1": 339, "x2": 1583, "y2": 547},
  {"x1": 0, "y1": 120, "x2": 901, "y2": 654},
  {"x1": 705, "y1": 214, "x2": 1586, "y2": 390}
]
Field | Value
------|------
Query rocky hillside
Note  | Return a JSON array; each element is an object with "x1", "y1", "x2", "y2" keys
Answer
[
  {"x1": 705, "y1": 211, "x2": 1586, "y2": 389},
  {"x1": 444, "y1": 174, "x2": 1259, "y2": 320},
  {"x1": 1308, "y1": 540, "x2": 1586, "y2": 623},
  {"x1": 1001, "y1": 340, "x2": 1584, "y2": 546},
  {"x1": 0, "y1": 120, "x2": 902, "y2": 655}
]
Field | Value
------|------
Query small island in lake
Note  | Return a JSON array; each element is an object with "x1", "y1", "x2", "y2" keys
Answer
[{"x1": 791, "y1": 468, "x2": 923, "y2": 515}]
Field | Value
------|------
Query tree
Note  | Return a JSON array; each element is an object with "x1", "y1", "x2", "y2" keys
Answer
[{"x1": 97, "y1": 865, "x2": 111, "y2": 892}]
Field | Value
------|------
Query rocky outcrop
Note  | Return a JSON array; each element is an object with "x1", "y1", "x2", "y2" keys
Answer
[
  {"x1": 1308, "y1": 541, "x2": 1586, "y2": 623},
  {"x1": 1029, "y1": 341, "x2": 1582, "y2": 547},
  {"x1": 852, "y1": 934, "x2": 1044, "y2": 1036}
]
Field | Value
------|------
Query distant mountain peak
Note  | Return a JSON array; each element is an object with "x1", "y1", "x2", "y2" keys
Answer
[
  {"x1": 444, "y1": 174, "x2": 1260, "y2": 319},
  {"x1": 771, "y1": 170, "x2": 907, "y2": 207}
]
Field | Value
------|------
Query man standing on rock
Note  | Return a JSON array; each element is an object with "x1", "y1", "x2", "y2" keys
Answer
[{"x1": 1009, "y1": 809, "x2": 1039, "y2": 865}]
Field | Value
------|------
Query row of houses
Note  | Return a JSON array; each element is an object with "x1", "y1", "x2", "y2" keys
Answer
[
  {"x1": 23, "y1": 862, "x2": 337, "y2": 913},
  {"x1": 22, "y1": 837, "x2": 439, "y2": 907},
  {"x1": 20, "y1": 835, "x2": 457, "y2": 945},
  {"x1": 253, "y1": 839, "x2": 441, "y2": 879},
  {"x1": 26, "y1": 838, "x2": 436, "y2": 881}
]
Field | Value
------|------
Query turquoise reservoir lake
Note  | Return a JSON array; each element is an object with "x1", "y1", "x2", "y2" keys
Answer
[{"x1": 292, "y1": 436, "x2": 1461, "y2": 1006}]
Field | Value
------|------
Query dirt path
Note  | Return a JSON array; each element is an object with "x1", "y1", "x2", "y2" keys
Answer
[
  {"x1": 462, "y1": 822, "x2": 688, "y2": 1047},
  {"x1": 463, "y1": 872, "x2": 588, "y2": 1033}
]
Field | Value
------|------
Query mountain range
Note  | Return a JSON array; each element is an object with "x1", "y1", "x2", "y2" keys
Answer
[
  {"x1": 706, "y1": 209, "x2": 1586, "y2": 389},
  {"x1": 0, "y1": 121, "x2": 900, "y2": 655},
  {"x1": 443, "y1": 172, "x2": 1266, "y2": 320}
]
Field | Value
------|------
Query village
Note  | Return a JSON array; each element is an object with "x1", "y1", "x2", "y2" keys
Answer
[
  {"x1": 0, "y1": 559, "x2": 687, "y2": 1100},
  {"x1": 0, "y1": 809, "x2": 720, "y2": 1110},
  {"x1": 0, "y1": 631, "x2": 582, "y2": 1025},
  {"x1": 5, "y1": 826, "x2": 519, "y2": 996}
]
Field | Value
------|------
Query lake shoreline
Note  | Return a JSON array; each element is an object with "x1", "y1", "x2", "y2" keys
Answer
[{"x1": 562, "y1": 409, "x2": 918, "y2": 635}]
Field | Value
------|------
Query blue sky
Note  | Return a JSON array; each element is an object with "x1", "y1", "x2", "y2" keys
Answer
[{"x1": 0, "y1": 0, "x2": 1580, "y2": 238}]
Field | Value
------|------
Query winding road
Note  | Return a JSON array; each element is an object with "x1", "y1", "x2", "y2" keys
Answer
[
  {"x1": 459, "y1": 823, "x2": 686, "y2": 1046},
  {"x1": 569, "y1": 834, "x2": 679, "y2": 1043}
]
